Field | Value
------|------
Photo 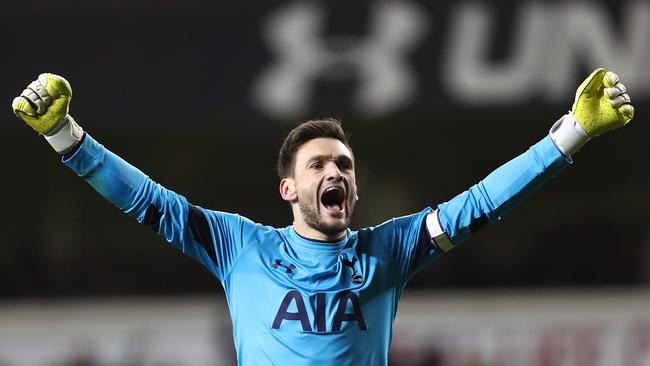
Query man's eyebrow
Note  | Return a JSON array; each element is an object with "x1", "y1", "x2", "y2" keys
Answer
[
  {"x1": 306, "y1": 155, "x2": 354, "y2": 164},
  {"x1": 336, "y1": 156, "x2": 354, "y2": 165}
]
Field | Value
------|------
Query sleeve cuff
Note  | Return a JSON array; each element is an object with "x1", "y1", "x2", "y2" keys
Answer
[
  {"x1": 535, "y1": 133, "x2": 573, "y2": 170},
  {"x1": 62, "y1": 133, "x2": 106, "y2": 177}
]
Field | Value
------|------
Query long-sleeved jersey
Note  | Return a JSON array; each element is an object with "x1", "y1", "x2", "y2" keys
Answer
[{"x1": 62, "y1": 132, "x2": 568, "y2": 365}]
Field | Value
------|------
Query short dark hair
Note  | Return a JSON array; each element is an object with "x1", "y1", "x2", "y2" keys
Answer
[{"x1": 277, "y1": 118, "x2": 352, "y2": 178}]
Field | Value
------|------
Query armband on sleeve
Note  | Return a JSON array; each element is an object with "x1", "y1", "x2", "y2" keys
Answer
[{"x1": 426, "y1": 209, "x2": 455, "y2": 253}]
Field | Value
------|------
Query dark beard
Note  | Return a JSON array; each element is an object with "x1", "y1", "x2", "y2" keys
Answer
[{"x1": 298, "y1": 200, "x2": 354, "y2": 237}]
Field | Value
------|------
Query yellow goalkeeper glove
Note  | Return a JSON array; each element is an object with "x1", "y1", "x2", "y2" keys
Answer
[
  {"x1": 12, "y1": 73, "x2": 72, "y2": 135},
  {"x1": 12, "y1": 73, "x2": 83, "y2": 154},
  {"x1": 572, "y1": 68, "x2": 634, "y2": 137}
]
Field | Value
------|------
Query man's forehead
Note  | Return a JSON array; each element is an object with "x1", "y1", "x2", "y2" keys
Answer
[{"x1": 295, "y1": 138, "x2": 353, "y2": 161}]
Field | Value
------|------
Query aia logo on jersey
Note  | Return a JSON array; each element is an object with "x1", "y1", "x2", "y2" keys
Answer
[
  {"x1": 342, "y1": 256, "x2": 363, "y2": 285},
  {"x1": 272, "y1": 290, "x2": 367, "y2": 333}
]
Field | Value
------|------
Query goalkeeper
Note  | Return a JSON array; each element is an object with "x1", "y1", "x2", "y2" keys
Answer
[{"x1": 12, "y1": 69, "x2": 634, "y2": 365}]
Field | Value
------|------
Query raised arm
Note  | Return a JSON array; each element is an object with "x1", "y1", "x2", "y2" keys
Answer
[
  {"x1": 426, "y1": 68, "x2": 635, "y2": 251},
  {"x1": 11, "y1": 73, "x2": 256, "y2": 281}
]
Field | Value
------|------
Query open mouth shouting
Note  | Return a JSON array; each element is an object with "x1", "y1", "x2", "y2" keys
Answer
[{"x1": 320, "y1": 185, "x2": 346, "y2": 216}]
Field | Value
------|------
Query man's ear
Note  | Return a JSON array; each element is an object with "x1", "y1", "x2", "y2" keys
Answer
[{"x1": 279, "y1": 178, "x2": 298, "y2": 202}]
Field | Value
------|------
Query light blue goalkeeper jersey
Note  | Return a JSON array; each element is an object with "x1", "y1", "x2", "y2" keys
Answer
[{"x1": 62, "y1": 133, "x2": 568, "y2": 365}]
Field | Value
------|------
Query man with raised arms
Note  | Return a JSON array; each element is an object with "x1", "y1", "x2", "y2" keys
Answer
[{"x1": 11, "y1": 68, "x2": 634, "y2": 365}]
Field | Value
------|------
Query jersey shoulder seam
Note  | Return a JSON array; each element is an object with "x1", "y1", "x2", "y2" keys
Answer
[{"x1": 220, "y1": 219, "x2": 279, "y2": 281}]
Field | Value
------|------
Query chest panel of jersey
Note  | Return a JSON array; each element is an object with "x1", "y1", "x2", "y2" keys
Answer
[{"x1": 223, "y1": 227, "x2": 402, "y2": 363}]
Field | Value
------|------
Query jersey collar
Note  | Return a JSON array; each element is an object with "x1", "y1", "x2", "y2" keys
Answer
[{"x1": 287, "y1": 226, "x2": 351, "y2": 252}]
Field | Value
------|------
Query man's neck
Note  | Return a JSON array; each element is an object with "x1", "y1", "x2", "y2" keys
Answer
[{"x1": 292, "y1": 220, "x2": 346, "y2": 242}]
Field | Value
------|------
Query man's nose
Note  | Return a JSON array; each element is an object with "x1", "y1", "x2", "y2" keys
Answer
[{"x1": 324, "y1": 163, "x2": 342, "y2": 181}]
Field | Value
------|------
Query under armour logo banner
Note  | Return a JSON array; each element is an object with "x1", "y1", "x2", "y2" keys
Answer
[{"x1": 253, "y1": 1, "x2": 428, "y2": 120}]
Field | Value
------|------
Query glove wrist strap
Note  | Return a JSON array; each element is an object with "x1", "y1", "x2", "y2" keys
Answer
[
  {"x1": 44, "y1": 115, "x2": 84, "y2": 154},
  {"x1": 549, "y1": 112, "x2": 590, "y2": 157}
]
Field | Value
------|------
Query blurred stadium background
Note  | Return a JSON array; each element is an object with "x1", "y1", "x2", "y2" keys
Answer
[{"x1": 2, "y1": 0, "x2": 650, "y2": 364}]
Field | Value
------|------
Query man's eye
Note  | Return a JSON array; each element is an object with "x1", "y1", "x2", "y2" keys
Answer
[
  {"x1": 310, "y1": 163, "x2": 322, "y2": 169},
  {"x1": 338, "y1": 162, "x2": 352, "y2": 170}
]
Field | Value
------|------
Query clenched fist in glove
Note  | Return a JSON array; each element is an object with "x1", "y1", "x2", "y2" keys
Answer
[
  {"x1": 572, "y1": 68, "x2": 634, "y2": 136},
  {"x1": 12, "y1": 73, "x2": 83, "y2": 154},
  {"x1": 550, "y1": 68, "x2": 635, "y2": 157}
]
